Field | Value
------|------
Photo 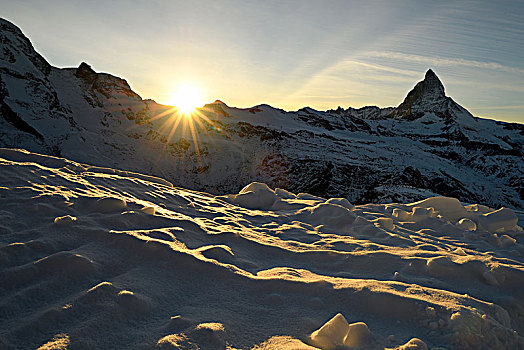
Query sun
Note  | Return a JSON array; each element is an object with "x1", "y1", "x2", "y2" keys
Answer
[{"x1": 169, "y1": 85, "x2": 203, "y2": 114}]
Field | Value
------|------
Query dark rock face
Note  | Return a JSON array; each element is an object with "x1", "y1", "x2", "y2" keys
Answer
[
  {"x1": 389, "y1": 69, "x2": 467, "y2": 122},
  {"x1": 0, "y1": 17, "x2": 523, "y2": 209},
  {"x1": 75, "y1": 61, "x2": 140, "y2": 100},
  {"x1": 75, "y1": 62, "x2": 97, "y2": 84},
  {"x1": 397, "y1": 70, "x2": 446, "y2": 112},
  {"x1": 0, "y1": 18, "x2": 51, "y2": 76},
  {"x1": 0, "y1": 93, "x2": 44, "y2": 141}
]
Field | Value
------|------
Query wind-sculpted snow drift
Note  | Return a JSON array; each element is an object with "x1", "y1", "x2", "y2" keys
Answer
[
  {"x1": 0, "y1": 18, "x2": 523, "y2": 210},
  {"x1": 0, "y1": 149, "x2": 523, "y2": 349}
]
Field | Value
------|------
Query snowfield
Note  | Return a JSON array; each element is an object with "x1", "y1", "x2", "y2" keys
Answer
[{"x1": 0, "y1": 148, "x2": 522, "y2": 349}]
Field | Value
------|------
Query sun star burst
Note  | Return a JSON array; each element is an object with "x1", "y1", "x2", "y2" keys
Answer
[{"x1": 169, "y1": 85, "x2": 203, "y2": 114}]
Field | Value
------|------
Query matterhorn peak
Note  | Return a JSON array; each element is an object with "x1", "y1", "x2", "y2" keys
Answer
[
  {"x1": 390, "y1": 69, "x2": 453, "y2": 120},
  {"x1": 420, "y1": 69, "x2": 445, "y2": 97},
  {"x1": 425, "y1": 68, "x2": 437, "y2": 78}
]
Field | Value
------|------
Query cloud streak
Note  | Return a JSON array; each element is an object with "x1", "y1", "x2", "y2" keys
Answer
[{"x1": 367, "y1": 51, "x2": 524, "y2": 75}]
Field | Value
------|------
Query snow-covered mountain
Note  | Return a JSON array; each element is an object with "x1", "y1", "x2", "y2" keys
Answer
[{"x1": 1, "y1": 18, "x2": 523, "y2": 209}]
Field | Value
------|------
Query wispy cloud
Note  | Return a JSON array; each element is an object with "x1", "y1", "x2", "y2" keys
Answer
[
  {"x1": 334, "y1": 60, "x2": 421, "y2": 79},
  {"x1": 367, "y1": 51, "x2": 524, "y2": 75},
  {"x1": 470, "y1": 105, "x2": 524, "y2": 110}
]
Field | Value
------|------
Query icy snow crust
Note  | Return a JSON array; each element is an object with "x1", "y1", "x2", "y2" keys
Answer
[{"x1": 0, "y1": 149, "x2": 523, "y2": 349}]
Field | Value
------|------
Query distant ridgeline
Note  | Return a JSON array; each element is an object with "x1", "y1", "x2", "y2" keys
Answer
[{"x1": 0, "y1": 17, "x2": 523, "y2": 209}]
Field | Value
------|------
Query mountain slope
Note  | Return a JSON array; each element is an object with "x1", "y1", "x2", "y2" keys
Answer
[{"x1": 0, "y1": 17, "x2": 523, "y2": 209}]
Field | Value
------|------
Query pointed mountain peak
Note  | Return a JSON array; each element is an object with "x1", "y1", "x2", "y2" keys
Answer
[
  {"x1": 421, "y1": 69, "x2": 445, "y2": 96},
  {"x1": 425, "y1": 68, "x2": 436, "y2": 78},
  {"x1": 406, "y1": 69, "x2": 446, "y2": 101},
  {"x1": 76, "y1": 62, "x2": 96, "y2": 74},
  {"x1": 78, "y1": 61, "x2": 95, "y2": 72},
  {"x1": 75, "y1": 62, "x2": 97, "y2": 84},
  {"x1": 390, "y1": 69, "x2": 448, "y2": 119}
]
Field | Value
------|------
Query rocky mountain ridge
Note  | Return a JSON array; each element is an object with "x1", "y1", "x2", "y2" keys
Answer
[{"x1": 0, "y1": 18, "x2": 523, "y2": 209}]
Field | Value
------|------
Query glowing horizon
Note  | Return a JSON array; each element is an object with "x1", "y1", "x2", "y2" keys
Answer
[{"x1": 1, "y1": 1, "x2": 523, "y2": 123}]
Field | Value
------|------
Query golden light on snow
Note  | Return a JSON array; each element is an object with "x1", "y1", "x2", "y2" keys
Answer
[
  {"x1": 168, "y1": 84, "x2": 204, "y2": 114},
  {"x1": 1, "y1": 148, "x2": 523, "y2": 348}
]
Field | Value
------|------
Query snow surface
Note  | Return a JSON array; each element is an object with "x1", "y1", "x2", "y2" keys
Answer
[{"x1": 0, "y1": 148, "x2": 523, "y2": 349}]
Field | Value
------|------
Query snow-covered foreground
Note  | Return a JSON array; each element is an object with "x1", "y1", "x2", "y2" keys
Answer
[{"x1": 0, "y1": 149, "x2": 523, "y2": 350}]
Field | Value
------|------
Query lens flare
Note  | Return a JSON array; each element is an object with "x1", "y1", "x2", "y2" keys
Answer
[{"x1": 147, "y1": 89, "x2": 230, "y2": 168}]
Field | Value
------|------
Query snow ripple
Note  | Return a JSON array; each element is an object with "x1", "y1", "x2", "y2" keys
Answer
[{"x1": 0, "y1": 149, "x2": 523, "y2": 349}]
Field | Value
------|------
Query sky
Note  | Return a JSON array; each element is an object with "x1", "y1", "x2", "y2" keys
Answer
[{"x1": 1, "y1": 0, "x2": 523, "y2": 123}]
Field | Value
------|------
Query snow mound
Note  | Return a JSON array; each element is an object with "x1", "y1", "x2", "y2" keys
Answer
[
  {"x1": 117, "y1": 290, "x2": 151, "y2": 313},
  {"x1": 252, "y1": 336, "x2": 318, "y2": 349},
  {"x1": 478, "y1": 207, "x2": 518, "y2": 233},
  {"x1": 456, "y1": 218, "x2": 476, "y2": 231},
  {"x1": 296, "y1": 202, "x2": 356, "y2": 231},
  {"x1": 232, "y1": 182, "x2": 278, "y2": 210},
  {"x1": 226, "y1": 181, "x2": 332, "y2": 212},
  {"x1": 407, "y1": 196, "x2": 467, "y2": 222},
  {"x1": 394, "y1": 338, "x2": 428, "y2": 350},
  {"x1": 308, "y1": 314, "x2": 375, "y2": 349},
  {"x1": 403, "y1": 196, "x2": 520, "y2": 234},
  {"x1": 345, "y1": 322, "x2": 374, "y2": 348},
  {"x1": 157, "y1": 322, "x2": 226, "y2": 349},
  {"x1": 53, "y1": 215, "x2": 77, "y2": 226},
  {"x1": 308, "y1": 313, "x2": 350, "y2": 349},
  {"x1": 326, "y1": 198, "x2": 353, "y2": 210},
  {"x1": 93, "y1": 197, "x2": 127, "y2": 213}
]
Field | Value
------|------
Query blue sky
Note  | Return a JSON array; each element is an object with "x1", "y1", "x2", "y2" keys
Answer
[{"x1": 2, "y1": 0, "x2": 523, "y2": 122}]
